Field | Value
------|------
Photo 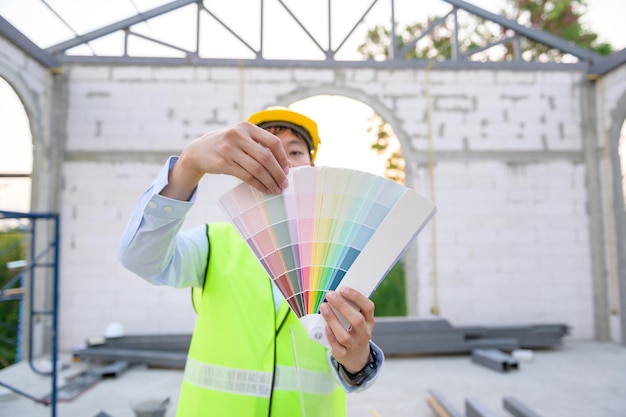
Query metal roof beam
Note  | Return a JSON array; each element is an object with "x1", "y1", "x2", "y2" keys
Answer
[
  {"x1": 398, "y1": 10, "x2": 454, "y2": 58},
  {"x1": 2, "y1": 0, "x2": 608, "y2": 68},
  {"x1": 442, "y1": 0, "x2": 602, "y2": 63},
  {"x1": 54, "y1": 53, "x2": 589, "y2": 72},
  {"x1": 332, "y1": 0, "x2": 379, "y2": 58},
  {"x1": 588, "y1": 48, "x2": 626, "y2": 76},
  {"x1": 0, "y1": 16, "x2": 59, "y2": 68},
  {"x1": 45, "y1": 0, "x2": 197, "y2": 54},
  {"x1": 460, "y1": 35, "x2": 517, "y2": 59},
  {"x1": 200, "y1": 3, "x2": 258, "y2": 57}
]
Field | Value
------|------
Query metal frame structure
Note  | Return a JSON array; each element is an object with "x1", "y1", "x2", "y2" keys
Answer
[
  {"x1": 0, "y1": 211, "x2": 60, "y2": 417},
  {"x1": 1, "y1": 0, "x2": 622, "y2": 74}
]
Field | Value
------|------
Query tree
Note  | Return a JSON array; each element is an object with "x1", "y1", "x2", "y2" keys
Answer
[
  {"x1": 371, "y1": 261, "x2": 406, "y2": 316},
  {"x1": 366, "y1": 114, "x2": 405, "y2": 184},
  {"x1": 0, "y1": 228, "x2": 26, "y2": 368},
  {"x1": 359, "y1": 0, "x2": 614, "y2": 176},
  {"x1": 510, "y1": 0, "x2": 613, "y2": 59}
]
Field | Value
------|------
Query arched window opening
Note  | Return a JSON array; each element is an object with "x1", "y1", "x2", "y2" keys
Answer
[
  {"x1": 0, "y1": 78, "x2": 32, "y2": 212},
  {"x1": 289, "y1": 95, "x2": 407, "y2": 316},
  {"x1": 289, "y1": 95, "x2": 404, "y2": 182},
  {"x1": 0, "y1": 77, "x2": 33, "y2": 369}
]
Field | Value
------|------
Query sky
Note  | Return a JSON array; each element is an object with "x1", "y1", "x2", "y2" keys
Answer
[{"x1": 1, "y1": 0, "x2": 625, "y2": 211}]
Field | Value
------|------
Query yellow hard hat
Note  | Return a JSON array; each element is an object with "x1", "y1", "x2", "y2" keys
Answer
[{"x1": 248, "y1": 107, "x2": 320, "y2": 162}]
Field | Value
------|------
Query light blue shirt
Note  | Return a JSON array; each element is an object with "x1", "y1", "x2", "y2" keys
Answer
[{"x1": 118, "y1": 156, "x2": 384, "y2": 392}]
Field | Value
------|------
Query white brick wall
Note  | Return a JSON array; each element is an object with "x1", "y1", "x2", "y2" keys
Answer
[
  {"x1": 59, "y1": 160, "x2": 238, "y2": 347},
  {"x1": 3, "y1": 54, "x2": 616, "y2": 348},
  {"x1": 413, "y1": 160, "x2": 592, "y2": 338}
]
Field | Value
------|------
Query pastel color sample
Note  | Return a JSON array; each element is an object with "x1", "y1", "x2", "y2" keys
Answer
[{"x1": 218, "y1": 166, "x2": 433, "y2": 318}]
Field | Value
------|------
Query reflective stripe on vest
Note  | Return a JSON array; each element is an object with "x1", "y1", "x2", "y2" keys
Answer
[{"x1": 184, "y1": 357, "x2": 338, "y2": 397}]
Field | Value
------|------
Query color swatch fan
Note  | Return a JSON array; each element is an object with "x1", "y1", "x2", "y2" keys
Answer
[{"x1": 218, "y1": 166, "x2": 436, "y2": 348}]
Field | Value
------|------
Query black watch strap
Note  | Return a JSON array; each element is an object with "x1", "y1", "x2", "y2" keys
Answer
[{"x1": 338, "y1": 345, "x2": 378, "y2": 386}]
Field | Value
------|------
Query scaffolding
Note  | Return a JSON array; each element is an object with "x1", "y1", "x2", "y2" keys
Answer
[{"x1": 0, "y1": 210, "x2": 60, "y2": 417}]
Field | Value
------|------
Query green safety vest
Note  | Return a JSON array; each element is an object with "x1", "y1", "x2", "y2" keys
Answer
[{"x1": 176, "y1": 222, "x2": 346, "y2": 417}]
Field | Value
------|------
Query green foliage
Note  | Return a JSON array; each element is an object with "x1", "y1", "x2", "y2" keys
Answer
[
  {"x1": 0, "y1": 229, "x2": 26, "y2": 368},
  {"x1": 358, "y1": 0, "x2": 613, "y2": 63},
  {"x1": 0, "y1": 301, "x2": 20, "y2": 368},
  {"x1": 371, "y1": 260, "x2": 406, "y2": 317},
  {"x1": 366, "y1": 113, "x2": 405, "y2": 184},
  {"x1": 510, "y1": 0, "x2": 613, "y2": 59}
]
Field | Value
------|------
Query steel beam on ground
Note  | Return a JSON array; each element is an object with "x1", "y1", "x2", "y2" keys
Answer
[
  {"x1": 471, "y1": 349, "x2": 518, "y2": 372},
  {"x1": 503, "y1": 396, "x2": 546, "y2": 417},
  {"x1": 466, "y1": 398, "x2": 501, "y2": 417},
  {"x1": 427, "y1": 398, "x2": 452, "y2": 417},
  {"x1": 74, "y1": 348, "x2": 187, "y2": 369},
  {"x1": 90, "y1": 334, "x2": 191, "y2": 351},
  {"x1": 428, "y1": 389, "x2": 463, "y2": 417}
]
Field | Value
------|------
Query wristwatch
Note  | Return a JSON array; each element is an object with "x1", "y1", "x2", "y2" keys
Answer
[{"x1": 337, "y1": 345, "x2": 378, "y2": 386}]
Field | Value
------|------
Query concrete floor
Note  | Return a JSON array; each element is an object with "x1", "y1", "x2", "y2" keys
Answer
[{"x1": 1, "y1": 340, "x2": 625, "y2": 417}]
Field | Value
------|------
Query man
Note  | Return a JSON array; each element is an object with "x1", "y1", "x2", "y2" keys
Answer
[{"x1": 118, "y1": 107, "x2": 384, "y2": 416}]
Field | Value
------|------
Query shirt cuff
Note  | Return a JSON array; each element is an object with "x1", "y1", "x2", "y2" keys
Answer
[
  {"x1": 144, "y1": 194, "x2": 194, "y2": 220},
  {"x1": 144, "y1": 156, "x2": 197, "y2": 220},
  {"x1": 329, "y1": 341, "x2": 384, "y2": 393}
]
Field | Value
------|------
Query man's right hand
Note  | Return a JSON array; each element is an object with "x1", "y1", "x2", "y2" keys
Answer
[{"x1": 160, "y1": 122, "x2": 291, "y2": 201}]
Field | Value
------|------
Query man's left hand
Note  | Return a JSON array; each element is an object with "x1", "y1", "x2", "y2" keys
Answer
[{"x1": 320, "y1": 286, "x2": 375, "y2": 373}]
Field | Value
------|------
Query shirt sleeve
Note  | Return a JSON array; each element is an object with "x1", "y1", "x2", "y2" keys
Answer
[
  {"x1": 117, "y1": 156, "x2": 208, "y2": 289},
  {"x1": 328, "y1": 341, "x2": 385, "y2": 393}
]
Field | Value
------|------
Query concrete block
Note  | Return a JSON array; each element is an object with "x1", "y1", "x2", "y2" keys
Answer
[
  {"x1": 153, "y1": 67, "x2": 195, "y2": 81},
  {"x1": 244, "y1": 67, "x2": 291, "y2": 82},
  {"x1": 426, "y1": 70, "x2": 457, "y2": 85},
  {"x1": 433, "y1": 95, "x2": 474, "y2": 113},
  {"x1": 495, "y1": 70, "x2": 537, "y2": 84},
  {"x1": 112, "y1": 66, "x2": 154, "y2": 81},
  {"x1": 376, "y1": 69, "x2": 417, "y2": 83},
  {"x1": 537, "y1": 70, "x2": 585, "y2": 84},
  {"x1": 246, "y1": 82, "x2": 297, "y2": 101},
  {"x1": 140, "y1": 120, "x2": 186, "y2": 138},
  {"x1": 69, "y1": 66, "x2": 111, "y2": 81},
  {"x1": 379, "y1": 81, "x2": 420, "y2": 96},
  {"x1": 193, "y1": 67, "x2": 211, "y2": 80},
  {"x1": 348, "y1": 68, "x2": 376, "y2": 83},
  {"x1": 292, "y1": 68, "x2": 334, "y2": 82},
  {"x1": 456, "y1": 70, "x2": 497, "y2": 84}
]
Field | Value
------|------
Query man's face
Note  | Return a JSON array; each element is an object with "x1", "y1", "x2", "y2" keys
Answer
[{"x1": 276, "y1": 130, "x2": 313, "y2": 167}]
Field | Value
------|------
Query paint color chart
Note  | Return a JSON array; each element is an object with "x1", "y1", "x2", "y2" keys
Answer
[{"x1": 218, "y1": 166, "x2": 436, "y2": 321}]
